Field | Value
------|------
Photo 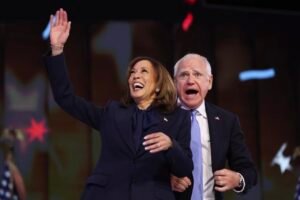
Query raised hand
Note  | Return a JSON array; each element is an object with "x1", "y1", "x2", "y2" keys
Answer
[{"x1": 49, "y1": 8, "x2": 71, "y2": 55}]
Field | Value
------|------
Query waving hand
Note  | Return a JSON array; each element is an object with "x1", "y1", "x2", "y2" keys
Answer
[{"x1": 49, "y1": 8, "x2": 71, "y2": 56}]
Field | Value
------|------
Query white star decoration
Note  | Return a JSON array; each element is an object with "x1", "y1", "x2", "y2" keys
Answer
[{"x1": 271, "y1": 142, "x2": 292, "y2": 174}]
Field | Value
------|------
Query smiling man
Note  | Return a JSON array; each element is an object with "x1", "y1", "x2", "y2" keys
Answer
[{"x1": 171, "y1": 53, "x2": 257, "y2": 200}]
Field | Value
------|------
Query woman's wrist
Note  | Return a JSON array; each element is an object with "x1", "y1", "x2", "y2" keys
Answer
[{"x1": 50, "y1": 43, "x2": 64, "y2": 56}]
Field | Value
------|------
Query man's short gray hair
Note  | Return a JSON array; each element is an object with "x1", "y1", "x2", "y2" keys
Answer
[{"x1": 173, "y1": 53, "x2": 212, "y2": 77}]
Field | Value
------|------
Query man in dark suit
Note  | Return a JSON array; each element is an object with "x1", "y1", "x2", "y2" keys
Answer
[{"x1": 171, "y1": 53, "x2": 257, "y2": 200}]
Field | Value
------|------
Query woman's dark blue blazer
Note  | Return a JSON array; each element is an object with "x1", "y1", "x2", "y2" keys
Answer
[{"x1": 44, "y1": 54, "x2": 193, "y2": 200}]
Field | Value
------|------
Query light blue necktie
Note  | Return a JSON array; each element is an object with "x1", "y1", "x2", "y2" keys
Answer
[{"x1": 191, "y1": 110, "x2": 203, "y2": 200}]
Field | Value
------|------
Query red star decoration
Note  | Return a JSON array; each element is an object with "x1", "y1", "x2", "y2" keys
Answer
[{"x1": 26, "y1": 118, "x2": 48, "y2": 142}]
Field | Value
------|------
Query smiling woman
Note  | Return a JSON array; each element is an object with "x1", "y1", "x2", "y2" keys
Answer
[
  {"x1": 123, "y1": 56, "x2": 177, "y2": 112},
  {"x1": 43, "y1": 8, "x2": 193, "y2": 200}
]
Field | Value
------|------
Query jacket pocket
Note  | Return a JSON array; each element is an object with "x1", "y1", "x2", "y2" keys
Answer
[
  {"x1": 86, "y1": 173, "x2": 110, "y2": 187},
  {"x1": 81, "y1": 174, "x2": 110, "y2": 200},
  {"x1": 154, "y1": 183, "x2": 175, "y2": 200}
]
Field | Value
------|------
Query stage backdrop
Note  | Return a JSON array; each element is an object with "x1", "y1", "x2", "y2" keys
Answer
[{"x1": 0, "y1": 9, "x2": 299, "y2": 200}]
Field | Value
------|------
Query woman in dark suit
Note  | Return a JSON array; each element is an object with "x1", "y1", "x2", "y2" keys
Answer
[{"x1": 44, "y1": 8, "x2": 193, "y2": 200}]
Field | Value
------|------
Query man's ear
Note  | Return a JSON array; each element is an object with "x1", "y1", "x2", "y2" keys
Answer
[{"x1": 208, "y1": 75, "x2": 213, "y2": 90}]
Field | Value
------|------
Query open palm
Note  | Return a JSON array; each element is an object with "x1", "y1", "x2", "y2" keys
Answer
[{"x1": 50, "y1": 8, "x2": 71, "y2": 46}]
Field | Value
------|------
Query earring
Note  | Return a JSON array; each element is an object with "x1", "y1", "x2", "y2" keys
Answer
[{"x1": 155, "y1": 88, "x2": 160, "y2": 93}]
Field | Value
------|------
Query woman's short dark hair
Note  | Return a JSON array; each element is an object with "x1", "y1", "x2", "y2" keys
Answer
[{"x1": 121, "y1": 56, "x2": 177, "y2": 113}]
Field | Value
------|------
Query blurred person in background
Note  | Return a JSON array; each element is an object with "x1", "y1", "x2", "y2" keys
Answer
[{"x1": 0, "y1": 129, "x2": 26, "y2": 200}]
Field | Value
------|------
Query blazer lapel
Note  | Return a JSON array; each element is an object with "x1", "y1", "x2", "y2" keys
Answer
[
  {"x1": 136, "y1": 109, "x2": 164, "y2": 157},
  {"x1": 206, "y1": 103, "x2": 222, "y2": 172},
  {"x1": 114, "y1": 104, "x2": 136, "y2": 155}
]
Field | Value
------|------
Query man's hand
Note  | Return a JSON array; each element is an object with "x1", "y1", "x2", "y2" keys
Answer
[{"x1": 214, "y1": 169, "x2": 240, "y2": 192}]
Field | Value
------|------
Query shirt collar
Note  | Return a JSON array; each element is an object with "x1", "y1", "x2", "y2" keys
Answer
[
  {"x1": 179, "y1": 100, "x2": 207, "y2": 119},
  {"x1": 196, "y1": 101, "x2": 207, "y2": 119}
]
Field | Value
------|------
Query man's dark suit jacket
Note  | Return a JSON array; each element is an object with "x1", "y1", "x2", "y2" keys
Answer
[
  {"x1": 175, "y1": 102, "x2": 257, "y2": 200},
  {"x1": 43, "y1": 54, "x2": 193, "y2": 200}
]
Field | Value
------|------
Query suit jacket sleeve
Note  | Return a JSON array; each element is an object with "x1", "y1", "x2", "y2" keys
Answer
[
  {"x1": 165, "y1": 108, "x2": 193, "y2": 178},
  {"x1": 43, "y1": 53, "x2": 103, "y2": 130},
  {"x1": 227, "y1": 114, "x2": 257, "y2": 193}
]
